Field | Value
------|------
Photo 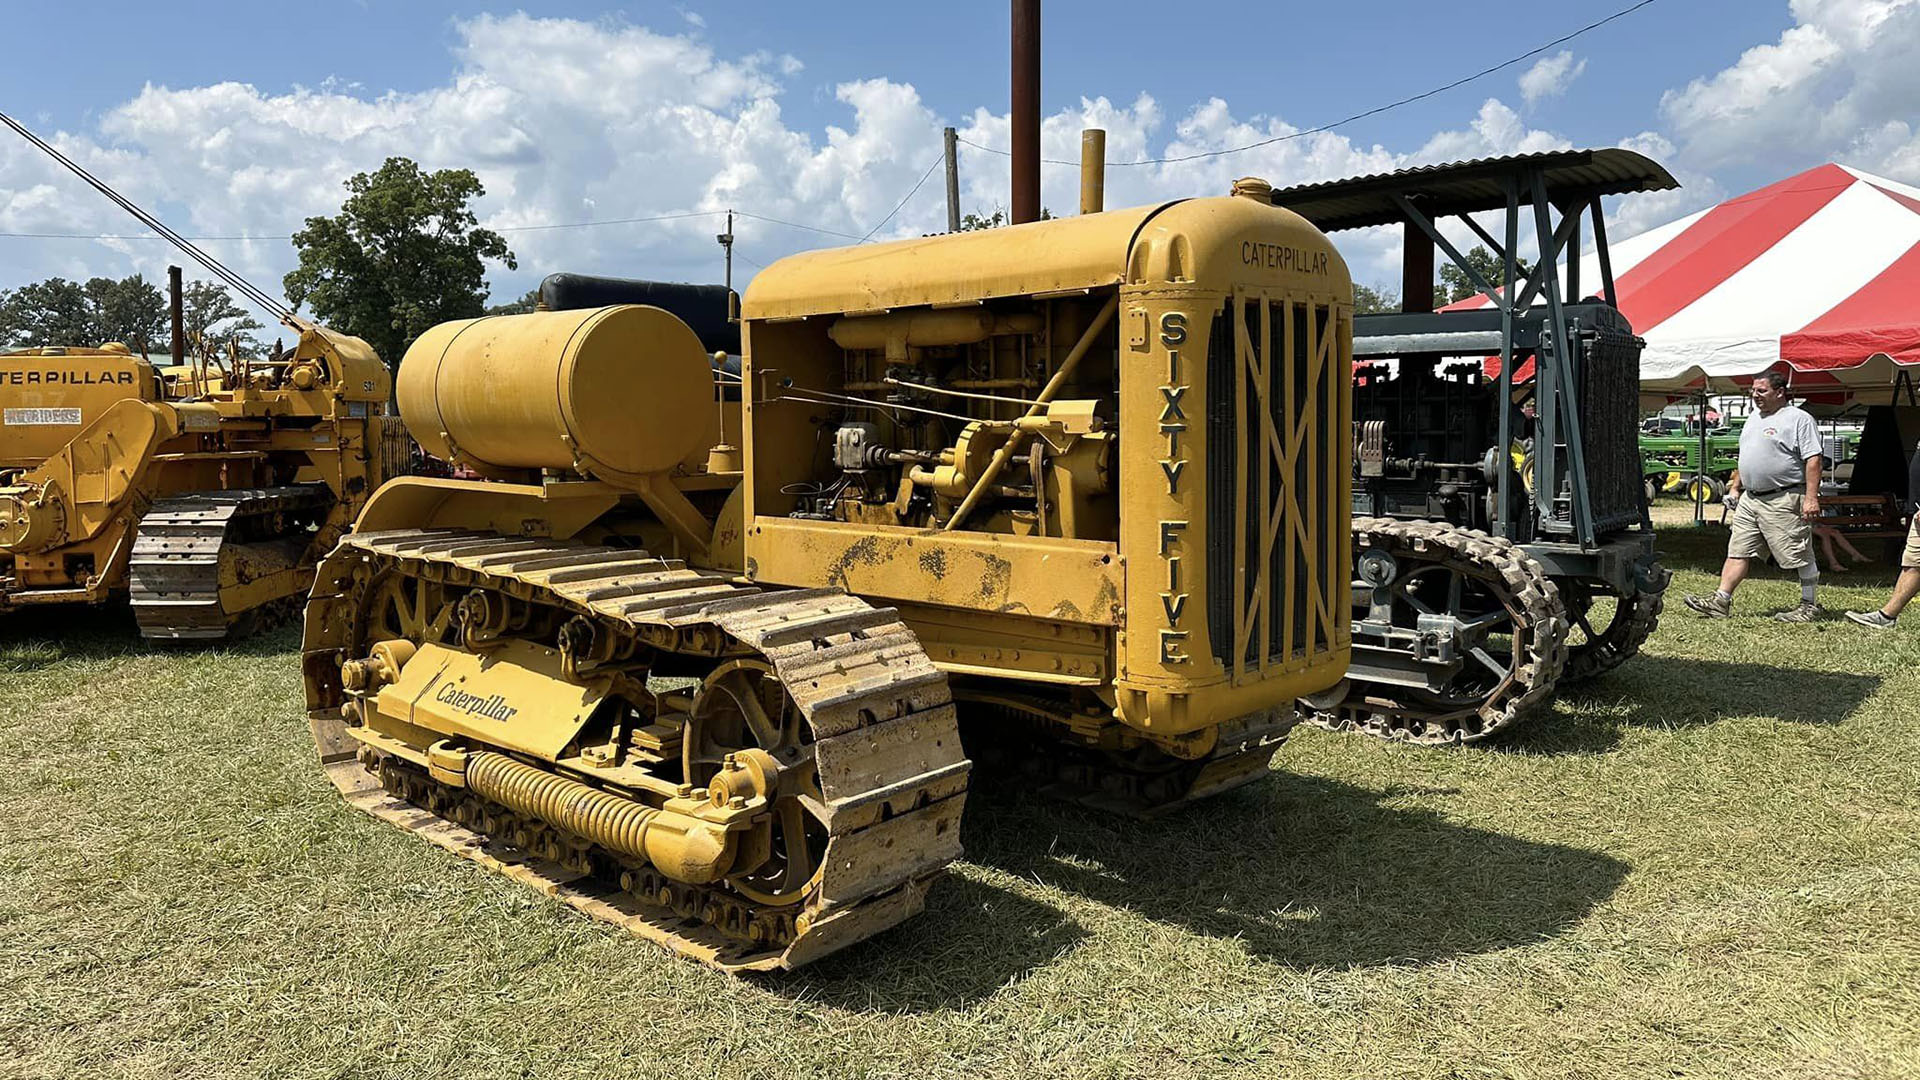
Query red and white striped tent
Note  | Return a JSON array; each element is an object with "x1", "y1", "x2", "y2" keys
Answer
[{"x1": 1449, "y1": 162, "x2": 1920, "y2": 405}]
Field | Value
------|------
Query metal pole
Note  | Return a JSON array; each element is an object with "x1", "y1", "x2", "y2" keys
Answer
[
  {"x1": 168, "y1": 264, "x2": 184, "y2": 366},
  {"x1": 718, "y1": 211, "x2": 733, "y2": 293},
  {"x1": 943, "y1": 127, "x2": 961, "y2": 232},
  {"x1": 1564, "y1": 201, "x2": 1582, "y2": 301},
  {"x1": 1401, "y1": 218, "x2": 1434, "y2": 312},
  {"x1": 1589, "y1": 196, "x2": 1617, "y2": 307},
  {"x1": 1696, "y1": 388, "x2": 1708, "y2": 526},
  {"x1": 1531, "y1": 169, "x2": 1594, "y2": 547},
  {"x1": 1010, "y1": 0, "x2": 1041, "y2": 224},
  {"x1": 1079, "y1": 128, "x2": 1105, "y2": 215}
]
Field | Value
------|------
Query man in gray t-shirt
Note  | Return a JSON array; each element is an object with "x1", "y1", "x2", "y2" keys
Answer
[{"x1": 1684, "y1": 371, "x2": 1826, "y2": 621}]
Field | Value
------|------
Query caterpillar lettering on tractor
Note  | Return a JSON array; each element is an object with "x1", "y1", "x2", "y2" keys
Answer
[
  {"x1": 1269, "y1": 149, "x2": 1677, "y2": 744},
  {"x1": 302, "y1": 176, "x2": 1354, "y2": 971},
  {"x1": 0, "y1": 312, "x2": 404, "y2": 638}
]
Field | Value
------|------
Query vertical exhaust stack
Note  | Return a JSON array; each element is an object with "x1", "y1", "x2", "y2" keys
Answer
[
  {"x1": 1401, "y1": 223, "x2": 1434, "y2": 314},
  {"x1": 1079, "y1": 128, "x2": 1105, "y2": 215},
  {"x1": 168, "y1": 265, "x2": 184, "y2": 365},
  {"x1": 1011, "y1": 0, "x2": 1040, "y2": 224},
  {"x1": 943, "y1": 127, "x2": 961, "y2": 233}
]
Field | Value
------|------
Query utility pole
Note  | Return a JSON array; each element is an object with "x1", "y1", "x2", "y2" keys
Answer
[
  {"x1": 944, "y1": 127, "x2": 961, "y2": 233},
  {"x1": 714, "y1": 208, "x2": 725, "y2": 299}
]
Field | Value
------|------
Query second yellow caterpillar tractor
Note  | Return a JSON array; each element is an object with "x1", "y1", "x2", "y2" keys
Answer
[
  {"x1": 302, "y1": 179, "x2": 1354, "y2": 970},
  {"x1": 1, "y1": 324, "x2": 403, "y2": 638}
]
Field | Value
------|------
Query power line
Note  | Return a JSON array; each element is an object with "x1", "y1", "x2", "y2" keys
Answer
[
  {"x1": 4, "y1": 207, "x2": 878, "y2": 245},
  {"x1": 494, "y1": 210, "x2": 719, "y2": 233},
  {"x1": 0, "y1": 230, "x2": 293, "y2": 240},
  {"x1": 960, "y1": 0, "x2": 1661, "y2": 168},
  {"x1": 859, "y1": 156, "x2": 944, "y2": 242},
  {"x1": 0, "y1": 109, "x2": 292, "y2": 320},
  {"x1": 732, "y1": 210, "x2": 866, "y2": 242}
]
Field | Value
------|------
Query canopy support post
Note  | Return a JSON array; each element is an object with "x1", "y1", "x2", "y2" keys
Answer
[
  {"x1": 1589, "y1": 196, "x2": 1617, "y2": 307},
  {"x1": 1695, "y1": 389, "x2": 1710, "y2": 528}
]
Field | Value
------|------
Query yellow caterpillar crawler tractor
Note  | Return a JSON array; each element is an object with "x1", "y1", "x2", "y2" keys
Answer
[
  {"x1": 0, "y1": 323, "x2": 402, "y2": 638},
  {"x1": 304, "y1": 178, "x2": 1354, "y2": 970}
]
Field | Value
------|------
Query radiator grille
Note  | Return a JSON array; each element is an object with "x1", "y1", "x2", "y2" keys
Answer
[
  {"x1": 1205, "y1": 292, "x2": 1350, "y2": 679},
  {"x1": 1578, "y1": 328, "x2": 1646, "y2": 534}
]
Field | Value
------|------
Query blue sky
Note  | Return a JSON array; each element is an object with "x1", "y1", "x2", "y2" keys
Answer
[
  {"x1": 6, "y1": 2, "x2": 1776, "y2": 152},
  {"x1": 2, "y1": 1, "x2": 1912, "y2": 323}
]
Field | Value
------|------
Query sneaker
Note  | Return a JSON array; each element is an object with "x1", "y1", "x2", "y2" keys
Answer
[
  {"x1": 1845, "y1": 609, "x2": 1898, "y2": 629},
  {"x1": 1773, "y1": 601, "x2": 1824, "y2": 623},
  {"x1": 1684, "y1": 592, "x2": 1732, "y2": 618}
]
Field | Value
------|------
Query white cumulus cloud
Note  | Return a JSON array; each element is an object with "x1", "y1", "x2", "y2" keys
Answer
[
  {"x1": 1519, "y1": 50, "x2": 1587, "y2": 106},
  {"x1": 1659, "y1": 0, "x2": 1920, "y2": 172},
  {"x1": 0, "y1": 12, "x2": 1611, "y2": 330}
]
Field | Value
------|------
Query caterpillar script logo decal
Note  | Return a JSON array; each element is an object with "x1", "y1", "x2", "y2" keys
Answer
[
  {"x1": 3, "y1": 407, "x2": 82, "y2": 426},
  {"x1": 435, "y1": 682, "x2": 518, "y2": 722}
]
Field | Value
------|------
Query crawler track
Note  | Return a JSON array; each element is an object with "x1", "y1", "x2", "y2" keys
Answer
[
  {"x1": 1561, "y1": 576, "x2": 1665, "y2": 683},
  {"x1": 1307, "y1": 518, "x2": 1568, "y2": 745},
  {"x1": 303, "y1": 528, "x2": 970, "y2": 971},
  {"x1": 130, "y1": 485, "x2": 330, "y2": 640}
]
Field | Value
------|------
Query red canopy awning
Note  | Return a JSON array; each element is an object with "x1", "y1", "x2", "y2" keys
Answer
[{"x1": 1447, "y1": 162, "x2": 1920, "y2": 405}]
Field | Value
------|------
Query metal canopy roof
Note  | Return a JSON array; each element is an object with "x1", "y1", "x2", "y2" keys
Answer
[{"x1": 1267, "y1": 149, "x2": 1678, "y2": 232}]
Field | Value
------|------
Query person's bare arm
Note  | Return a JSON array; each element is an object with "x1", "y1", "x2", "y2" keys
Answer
[
  {"x1": 1802, "y1": 454, "x2": 1823, "y2": 520},
  {"x1": 1727, "y1": 468, "x2": 1741, "y2": 496}
]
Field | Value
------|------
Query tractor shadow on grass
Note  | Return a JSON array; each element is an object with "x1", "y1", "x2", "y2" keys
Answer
[
  {"x1": 0, "y1": 606, "x2": 144, "y2": 670},
  {"x1": 0, "y1": 605, "x2": 301, "y2": 668},
  {"x1": 759, "y1": 869, "x2": 1089, "y2": 1012},
  {"x1": 1506, "y1": 655, "x2": 1882, "y2": 755},
  {"x1": 773, "y1": 770, "x2": 1627, "y2": 1011}
]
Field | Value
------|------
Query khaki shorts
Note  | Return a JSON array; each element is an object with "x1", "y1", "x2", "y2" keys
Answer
[
  {"x1": 1728, "y1": 487, "x2": 1813, "y2": 570},
  {"x1": 1905, "y1": 514, "x2": 1920, "y2": 570}
]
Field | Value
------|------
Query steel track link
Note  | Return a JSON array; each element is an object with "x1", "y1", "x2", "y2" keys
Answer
[
  {"x1": 1307, "y1": 517, "x2": 1569, "y2": 745},
  {"x1": 303, "y1": 528, "x2": 971, "y2": 972},
  {"x1": 1561, "y1": 579, "x2": 1665, "y2": 683},
  {"x1": 129, "y1": 485, "x2": 331, "y2": 640}
]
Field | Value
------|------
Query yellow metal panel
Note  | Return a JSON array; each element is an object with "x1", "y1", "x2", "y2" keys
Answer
[
  {"x1": 894, "y1": 601, "x2": 1111, "y2": 685},
  {"x1": 354, "y1": 476, "x2": 623, "y2": 539},
  {"x1": 374, "y1": 640, "x2": 606, "y2": 762},
  {"x1": 0, "y1": 349, "x2": 157, "y2": 466},
  {"x1": 295, "y1": 322, "x2": 391, "y2": 403},
  {"x1": 746, "y1": 518, "x2": 1122, "y2": 626},
  {"x1": 742, "y1": 203, "x2": 1175, "y2": 320}
]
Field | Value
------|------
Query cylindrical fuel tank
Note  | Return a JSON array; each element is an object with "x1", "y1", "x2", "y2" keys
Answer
[{"x1": 397, "y1": 305, "x2": 711, "y2": 479}]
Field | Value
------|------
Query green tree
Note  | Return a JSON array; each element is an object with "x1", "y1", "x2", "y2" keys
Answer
[
  {"x1": 0, "y1": 278, "x2": 91, "y2": 348},
  {"x1": 0, "y1": 275, "x2": 170, "y2": 350},
  {"x1": 957, "y1": 207, "x2": 1053, "y2": 231},
  {"x1": 485, "y1": 288, "x2": 541, "y2": 316},
  {"x1": 83, "y1": 274, "x2": 168, "y2": 351},
  {"x1": 182, "y1": 280, "x2": 265, "y2": 353},
  {"x1": 1438, "y1": 245, "x2": 1533, "y2": 305},
  {"x1": 1353, "y1": 282, "x2": 1399, "y2": 314},
  {"x1": 284, "y1": 157, "x2": 516, "y2": 367}
]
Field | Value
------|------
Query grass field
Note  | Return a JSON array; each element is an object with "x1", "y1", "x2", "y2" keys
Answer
[{"x1": 3, "y1": 518, "x2": 1918, "y2": 1079}]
